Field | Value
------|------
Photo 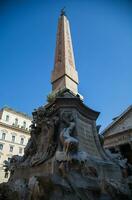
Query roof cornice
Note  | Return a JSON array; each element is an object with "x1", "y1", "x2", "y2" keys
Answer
[
  {"x1": 1, "y1": 106, "x2": 32, "y2": 120},
  {"x1": 0, "y1": 122, "x2": 30, "y2": 135},
  {"x1": 101, "y1": 105, "x2": 132, "y2": 135}
]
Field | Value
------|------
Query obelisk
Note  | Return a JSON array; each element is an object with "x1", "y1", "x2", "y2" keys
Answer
[{"x1": 51, "y1": 9, "x2": 79, "y2": 95}]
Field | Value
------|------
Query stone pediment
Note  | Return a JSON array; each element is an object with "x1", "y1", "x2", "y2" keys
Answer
[{"x1": 102, "y1": 105, "x2": 132, "y2": 137}]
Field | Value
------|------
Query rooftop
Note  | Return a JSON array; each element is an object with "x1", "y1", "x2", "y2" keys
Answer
[
  {"x1": 0, "y1": 106, "x2": 32, "y2": 120},
  {"x1": 101, "y1": 105, "x2": 132, "y2": 135}
]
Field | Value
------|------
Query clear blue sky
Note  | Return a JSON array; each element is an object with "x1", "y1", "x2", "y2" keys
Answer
[{"x1": 0, "y1": 0, "x2": 132, "y2": 131}]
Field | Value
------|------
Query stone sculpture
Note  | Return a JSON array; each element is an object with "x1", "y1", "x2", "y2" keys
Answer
[
  {"x1": 0, "y1": 90, "x2": 131, "y2": 200},
  {"x1": 21, "y1": 105, "x2": 59, "y2": 167},
  {"x1": 60, "y1": 112, "x2": 78, "y2": 155},
  {"x1": 0, "y1": 9, "x2": 132, "y2": 199}
]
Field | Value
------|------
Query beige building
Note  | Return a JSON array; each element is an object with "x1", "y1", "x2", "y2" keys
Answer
[
  {"x1": 102, "y1": 105, "x2": 132, "y2": 164},
  {"x1": 0, "y1": 106, "x2": 32, "y2": 182}
]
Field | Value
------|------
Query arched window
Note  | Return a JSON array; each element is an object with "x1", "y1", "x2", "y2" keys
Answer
[
  {"x1": 15, "y1": 118, "x2": 18, "y2": 126},
  {"x1": 8, "y1": 157, "x2": 11, "y2": 162},
  {"x1": 5, "y1": 115, "x2": 9, "y2": 122},
  {"x1": 23, "y1": 121, "x2": 26, "y2": 128},
  {"x1": 0, "y1": 144, "x2": 3, "y2": 150},
  {"x1": 19, "y1": 147, "x2": 22, "y2": 154},
  {"x1": 12, "y1": 135, "x2": 15, "y2": 142},
  {"x1": 20, "y1": 138, "x2": 24, "y2": 145},
  {"x1": 9, "y1": 146, "x2": 13, "y2": 152},
  {"x1": 2, "y1": 133, "x2": 6, "y2": 140}
]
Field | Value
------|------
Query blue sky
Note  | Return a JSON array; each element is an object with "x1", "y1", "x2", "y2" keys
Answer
[{"x1": 0, "y1": 0, "x2": 132, "y2": 131}]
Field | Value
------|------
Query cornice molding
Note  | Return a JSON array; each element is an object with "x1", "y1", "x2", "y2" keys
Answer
[{"x1": 0, "y1": 122, "x2": 30, "y2": 135}]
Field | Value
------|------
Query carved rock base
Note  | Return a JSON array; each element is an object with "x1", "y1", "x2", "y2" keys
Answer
[
  {"x1": 1, "y1": 92, "x2": 131, "y2": 199},
  {"x1": 0, "y1": 170, "x2": 131, "y2": 200}
]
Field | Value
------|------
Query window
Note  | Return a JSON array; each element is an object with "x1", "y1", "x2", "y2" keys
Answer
[
  {"x1": 12, "y1": 135, "x2": 15, "y2": 143},
  {"x1": 2, "y1": 133, "x2": 6, "y2": 140},
  {"x1": 6, "y1": 115, "x2": 9, "y2": 122},
  {"x1": 20, "y1": 138, "x2": 24, "y2": 145},
  {"x1": 8, "y1": 157, "x2": 11, "y2": 162},
  {"x1": 0, "y1": 144, "x2": 3, "y2": 150},
  {"x1": 9, "y1": 146, "x2": 13, "y2": 152},
  {"x1": 15, "y1": 118, "x2": 18, "y2": 126},
  {"x1": 19, "y1": 147, "x2": 22, "y2": 154},
  {"x1": 23, "y1": 121, "x2": 26, "y2": 128}
]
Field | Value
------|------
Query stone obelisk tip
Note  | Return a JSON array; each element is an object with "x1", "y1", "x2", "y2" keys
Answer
[{"x1": 60, "y1": 7, "x2": 66, "y2": 16}]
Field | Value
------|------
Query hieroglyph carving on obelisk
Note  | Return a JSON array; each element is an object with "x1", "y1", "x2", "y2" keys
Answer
[{"x1": 51, "y1": 10, "x2": 79, "y2": 95}]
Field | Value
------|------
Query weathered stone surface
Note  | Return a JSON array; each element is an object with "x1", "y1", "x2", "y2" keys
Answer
[
  {"x1": 0, "y1": 90, "x2": 131, "y2": 200},
  {"x1": 0, "y1": 9, "x2": 131, "y2": 199},
  {"x1": 51, "y1": 12, "x2": 79, "y2": 95},
  {"x1": 0, "y1": 171, "x2": 131, "y2": 200}
]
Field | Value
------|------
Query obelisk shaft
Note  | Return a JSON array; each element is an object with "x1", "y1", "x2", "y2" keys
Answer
[{"x1": 51, "y1": 12, "x2": 79, "y2": 95}]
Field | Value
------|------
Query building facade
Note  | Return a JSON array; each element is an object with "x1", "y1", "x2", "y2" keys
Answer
[
  {"x1": 102, "y1": 105, "x2": 132, "y2": 164},
  {"x1": 0, "y1": 106, "x2": 32, "y2": 182}
]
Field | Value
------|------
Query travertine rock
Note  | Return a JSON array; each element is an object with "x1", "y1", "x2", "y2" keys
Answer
[{"x1": 0, "y1": 90, "x2": 131, "y2": 200}]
